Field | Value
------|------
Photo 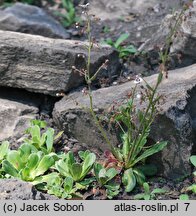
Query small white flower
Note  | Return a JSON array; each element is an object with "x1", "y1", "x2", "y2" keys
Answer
[
  {"x1": 136, "y1": 94, "x2": 142, "y2": 100},
  {"x1": 134, "y1": 75, "x2": 143, "y2": 84},
  {"x1": 113, "y1": 81, "x2": 118, "y2": 85},
  {"x1": 79, "y1": 3, "x2": 90, "y2": 9}
]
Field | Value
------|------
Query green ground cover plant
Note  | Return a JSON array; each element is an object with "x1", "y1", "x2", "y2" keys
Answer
[
  {"x1": 103, "y1": 33, "x2": 137, "y2": 58},
  {"x1": 134, "y1": 182, "x2": 167, "y2": 200}
]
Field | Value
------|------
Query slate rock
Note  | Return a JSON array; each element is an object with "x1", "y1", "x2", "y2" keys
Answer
[
  {"x1": 53, "y1": 64, "x2": 196, "y2": 179},
  {"x1": 89, "y1": 0, "x2": 186, "y2": 20},
  {"x1": 139, "y1": 4, "x2": 196, "y2": 67},
  {"x1": 0, "y1": 3, "x2": 70, "y2": 39},
  {"x1": 0, "y1": 179, "x2": 58, "y2": 200},
  {"x1": 0, "y1": 30, "x2": 120, "y2": 96}
]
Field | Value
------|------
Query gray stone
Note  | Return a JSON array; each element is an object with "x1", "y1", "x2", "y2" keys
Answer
[
  {"x1": 53, "y1": 64, "x2": 196, "y2": 179},
  {"x1": 0, "y1": 98, "x2": 38, "y2": 142},
  {"x1": 0, "y1": 30, "x2": 120, "y2": 96},
  {"x1": 89, "y1": 0, "x2": 186, "y2": 20},
  {"x1": 0, "y1": 179, "x2": 58, "y2": 200},
  {"x1": 0, "y1": 3, "x2": 70, "y2": 39},
  {"x1": 139, "y1": 4, "x2": 196, "y2": 67}
]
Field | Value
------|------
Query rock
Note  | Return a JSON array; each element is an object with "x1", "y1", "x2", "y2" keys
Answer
[
  {"x1": 0, "y1": 179, "x2": 58, "y2": 200},
  {"x1": 139, "y1": 4, "x2": 196, "y2": 68},
  {"x1": 0, "y1": 3, "x2": 70, "y2": 39},
  {"x1": 0, "y1": 30, "x2": 120, "y2": 96},
  {"x1": 89, "y1": 0, "x2": 186, "y2": 20},
  {"x1": 89, "y1": 0, "x2": 188, "y2": 48},
  {"x1": 53, "y1": 64, "x2": 196, "y2": 179},
  {"x1": 0, "y1": 98, "x2": 38, "y2": 142}
]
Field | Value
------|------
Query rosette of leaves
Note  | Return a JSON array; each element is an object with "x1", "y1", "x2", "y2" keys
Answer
[
  {"x1": 55, "y1": 150, "x2": 96, "y2": 182},
  {"x1": 2, "y1": 143, "x2": 57, "y2": 184},
  {"x1": 24, "y1": 120, "x2": 63, "y2": 154},
  {"x1": 46, "y1": 175, "x2": 76, "y2": 199},
  {"x1": 94, "y1": 163, "x2": 120, "y2": 199},
  {"x1": 111, "y1": 73, "x2": 167, "y2": 192},
  {"x1": 134, "y1": 182, "x2": 167, "y2": 200}
]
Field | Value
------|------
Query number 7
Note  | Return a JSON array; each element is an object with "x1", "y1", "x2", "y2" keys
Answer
[{"x1": 184, "y1": 203, "x2": 190, "y2": 211}]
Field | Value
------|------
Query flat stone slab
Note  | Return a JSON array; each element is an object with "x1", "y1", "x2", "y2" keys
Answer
[
  {"x1": 0, "y1": 30, "x2": 120, "y2": 96},
  {"x1": 53, "y1": 64, "x2": 196, "y2": 179}
]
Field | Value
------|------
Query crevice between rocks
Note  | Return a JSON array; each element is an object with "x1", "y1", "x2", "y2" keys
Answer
[{"x1": 0, "y1": 86, "x2": 61, "y2": 117}]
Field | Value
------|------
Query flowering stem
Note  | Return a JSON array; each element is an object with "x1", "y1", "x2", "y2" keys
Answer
[{"x1": 84, "y1": 11, "x2": 117, "y2": 156}]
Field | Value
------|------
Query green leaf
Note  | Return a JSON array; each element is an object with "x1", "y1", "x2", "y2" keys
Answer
[
  {"x1": 32, "y1": 172, "x2": 59, "y2": 185},
  {"x1": 120, "y1": 46, "x2": 137, "y2": 54},
  {"x1": 144, "y1": 194, "x2": 151, "y2": 200},
  {"x1": 39, "y1": 133, "x2": 47, "y2": 147},
  {"x1": 54, "y1": 131, "x2": 64, "y2": 141},
  {"x1": 30, "y1": 125, "x2": 41, "y2": 140},
  {"x1": 78, "y1": 150, "x2": 91, "y2": 160},
  {"x1": 0, "y1": 141, "x2": 9, "y2": 161},
  {"x1": 19, "y1": 143, "x2": 37, "y2": 163},
  {"x1": 179, "y1": 194, "x2": 189, "y2": 200},
  {"x1": 122, "y1": 133, "x2": 130, "y2": 161},
  {"x1": 64, "y1": 177, "x2": 74, "y2": 193},
  {"x1": 21, "y1": 167, "x2": 31, "y2": 181},
  {"x1": 114, "y1": 33, "x2": 129, "y2": 48},
  {"x1": 79, "y1": 177, "x2": 96, "y2": 186},
  {"x1": 190, "y1": 155, "x2": 196, "y2": 167},
  {"x1": 94, "y1": 163, "x2": 102, "y2": 180},
  {"x1": 55, "y1": 159, "x2": 71, "y2": 177},
  {"x1": 151, "y1": 188, "x2": 167, "y2": 194},
  {"x1": 46, "y1": 128, "x2": 54, "y2": 153},
  {"x1": 106, "y1": 168, "x2": 118, "y2": 181},
  {"x1": 143, "y1": 182, "x2": 150, "y2": 194},
  {"x1": 122, "y1": 168, "x2": 136, "y2": 192},
  {"x1": 30, "y1": 119, "x2": 47, "y2": 128},
  {"x1": 81, "y1": 153, "x2": 96, "y2": 178},
  {"x1": 67, "y1": 151, "x2": 75, "y2": 166},
  {"x1": 106, "y1": 188, "x2": 120, "y2": 199},
  {"x1": 31, "y1": 153, "x2": 55, "y2": 178},
  {"x1": 70, "y1": 163, "x2": 82, "y2": 181},
  {"x1": 2, "y1": 160, "x2": 18, "y2": 177},
  {"x1": 130, "y1": 141, "x2": 167, "y2": 167},
  {"x1": 6, "y1": 151, "x2": 24, "y2": 170},
  {"x1": 186, "y1": 184, "x2": 196, "y2": 193},
  {"x1": 133, "y1": 169, "x2": 146, "y2": 185},
  {"x1": 104, "y1": 38, "x2": 113, "y2": 46},
  {"x1": 157, "y1": 72, "x2": 163, "y2": 86},
  {"x1": 134, "y1": 193, "x2": 145, "y2": 200},
  {"x1": 26, "y1": 153, "x2": 39, "y2": 171}
]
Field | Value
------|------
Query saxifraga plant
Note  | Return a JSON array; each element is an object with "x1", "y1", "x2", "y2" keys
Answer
[
  {"x1": 1, "y1": 142, "x2": 58, "y2": 184},
  {"x1": 72, "y1": 2, "x2": 190, "y2": 193}
]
